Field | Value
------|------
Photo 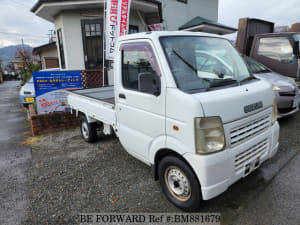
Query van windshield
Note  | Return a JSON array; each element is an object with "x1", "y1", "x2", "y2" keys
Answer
[
  {"x1": 293, "y1": 34, "x2": 300, "y2": 41},
  {"x1": 160, "y1": 36, "x2": 252, "y2": 93}
]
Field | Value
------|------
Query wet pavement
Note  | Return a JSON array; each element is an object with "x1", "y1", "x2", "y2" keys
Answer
[
  {"x1": 232, "y1": 150, "x2": 300, "y2": 225},
  {"x1": 0, "y1": 81, "x2": 300, "y2": 224},
  {"x1": 0, "y1": 81, "x2": 31, "y2": 225}
]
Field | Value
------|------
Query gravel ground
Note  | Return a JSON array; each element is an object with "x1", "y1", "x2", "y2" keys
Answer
[
  {"x1": 24, "y1": 130, "x2": 179, "y2": 224},
  {"x1": 23, "y1": 110, "x2": 300, "y2": 225}
]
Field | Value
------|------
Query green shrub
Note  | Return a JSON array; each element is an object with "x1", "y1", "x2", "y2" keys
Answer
[{"x1": 21, "y1": 64, "x2": 40, "y2": 85}]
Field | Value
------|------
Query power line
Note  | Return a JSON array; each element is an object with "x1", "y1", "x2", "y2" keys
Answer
[{"x1": 0, "y1": 31, "x2": 48, "y2": 38}]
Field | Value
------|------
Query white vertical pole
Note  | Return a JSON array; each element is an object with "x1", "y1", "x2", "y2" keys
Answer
[{"x1": 102, "y1": 0, "x2": 106, "y2": 87}]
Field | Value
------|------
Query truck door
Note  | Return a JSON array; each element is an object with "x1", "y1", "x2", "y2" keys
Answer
[
  {"x1": 251, "y1": 36, "x2": 298, "y2": 77},
  {"x1": 116, "y1": 41, "x2": 165, "y2": 163}
]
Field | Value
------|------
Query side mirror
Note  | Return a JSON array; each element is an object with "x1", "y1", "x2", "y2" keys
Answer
[
  {"x1": 293, "y1": 41, "x2": 300, "y2": 58},
  {"x1": 138, "y1": 72, "x2": 161, "y2": 96}
]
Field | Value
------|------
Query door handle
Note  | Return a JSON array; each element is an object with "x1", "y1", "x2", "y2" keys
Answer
[{"x1": 119, "y1": 93, "x2": 126, "y2": 99}]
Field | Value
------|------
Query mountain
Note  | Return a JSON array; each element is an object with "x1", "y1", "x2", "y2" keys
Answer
[{"x1": 0, "y1": 45, "x2": 32, "y2": 66}]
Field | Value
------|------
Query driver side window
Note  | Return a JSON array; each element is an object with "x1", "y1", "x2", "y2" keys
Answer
[{"x1": 121, "y1": 42, "x2": 161, "y2": 93}]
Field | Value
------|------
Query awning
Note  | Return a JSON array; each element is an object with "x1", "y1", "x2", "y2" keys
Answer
[
  {"x1": 31, "y1": 0, "x2": 161, "y2": 23},
  {"x1": 179, "y1": 16, "x2": 237, "y2": 35}
]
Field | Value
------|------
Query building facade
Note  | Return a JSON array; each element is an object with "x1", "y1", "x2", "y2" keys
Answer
[
  {"x1": 32, "y1": 42, "x2": 59, "y2": 70},
  {"x1": 31, "y1": 0, "x2": 218, "y2": 71}
]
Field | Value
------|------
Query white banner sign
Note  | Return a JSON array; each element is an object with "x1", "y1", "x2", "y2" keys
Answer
[
  {"x1": 105, "y1": 0, "x2": 132, "y2": 60},
  {"x1": 105, "y1": 0, "x2": 120, "y2": 60}
]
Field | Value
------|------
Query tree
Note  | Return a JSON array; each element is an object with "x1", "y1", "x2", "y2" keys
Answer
[
  {"x1": 15, "y1": 44, "x2": 40, "y2": 85},
  {"x1": 15, "y1": 45, "x2": 34, "y2": 72}
]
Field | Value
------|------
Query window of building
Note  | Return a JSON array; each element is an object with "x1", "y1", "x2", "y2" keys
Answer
[
  {"x1": 129, "y1": 25, "x2": 139, "y2": 34},
  {"x1": 121, "y1": 42, "x2": 161, "y2": 94},
  {"x1": 57, "y1": 29, "x2": 65, "y2": 69},
  {"x1": 257, "y1": 37, "x2": 294, "y2": 64},
  {"x1": 177, "y1": 0, "x2": 188, "y2": 3}
]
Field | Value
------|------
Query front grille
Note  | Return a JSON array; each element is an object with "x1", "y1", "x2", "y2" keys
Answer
[
  {"x1": 235, "y1": 139, "x2": 268, "y2": 171},
  {"x1": 279, "y1": 90, "x2": 297, "y2": 96},
  {"x1": 230, "y1": 114, "x2": 271, "y2": 147}
]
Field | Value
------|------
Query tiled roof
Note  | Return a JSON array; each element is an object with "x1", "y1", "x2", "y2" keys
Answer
[{"x1": 179, "y1": 16, "x2": 236, "y2": 32}]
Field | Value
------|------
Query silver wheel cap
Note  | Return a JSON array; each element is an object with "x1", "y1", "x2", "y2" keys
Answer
[
  {"x1": 81, "y1": 121, "x2": 89, "y2": 139},
  {"x1": 165, "y1": 166, "x2": 191, "y2": 201}
]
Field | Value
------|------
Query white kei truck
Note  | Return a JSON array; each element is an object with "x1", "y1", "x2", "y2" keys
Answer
[{"x1": 68, "y1": 31, "x2": 280, "y2": 211}]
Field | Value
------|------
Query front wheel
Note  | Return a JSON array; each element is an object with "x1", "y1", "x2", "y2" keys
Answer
[
  {"x1": 158, "y1": 156, "x2": 202, "y2": 211},
  {"x1": 80, "y1": 115, "x2": 97, "y2": 143}
]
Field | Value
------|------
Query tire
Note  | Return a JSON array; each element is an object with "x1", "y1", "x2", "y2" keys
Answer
[
  {"x1": 80, "y1": 115, "x2": 97, "y2": 143},
  {"x1": 158, "y1": 156, "x2": 202, "y2": 212}
]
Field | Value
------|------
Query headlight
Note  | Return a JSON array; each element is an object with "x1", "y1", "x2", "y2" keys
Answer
[
  {"x1": 194, "y1": 117, "x2": 225, "y2": 155},
  {"x1": 272, "y1": 97, "x2": 277, "y2": 124},
  {"x1": 272, "y1": 85, "x2": 281, "y2": 91},
  {"x1": 287, "y1": 77, "x2": 297, "y2": 85}
]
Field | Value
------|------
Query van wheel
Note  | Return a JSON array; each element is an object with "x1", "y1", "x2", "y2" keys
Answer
[
  {"x1": 158, "y1": 156, "x2": 202, "y2": 212},
  {"x1": 80, "y1": 115, "x2": 97, "y2": 143}
]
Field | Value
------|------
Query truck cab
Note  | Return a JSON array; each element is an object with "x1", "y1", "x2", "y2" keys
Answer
[{"x1": 68, "y1": 31, "x2": 280, "y2": 211}]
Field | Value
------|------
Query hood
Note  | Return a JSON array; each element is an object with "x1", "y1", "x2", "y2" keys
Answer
[
  {"x1": 191, "y1": 80, "x2": 273, "y2": 123},
  {"x1": 254, "y1": 72, "x2": 297, "y2": 90}
]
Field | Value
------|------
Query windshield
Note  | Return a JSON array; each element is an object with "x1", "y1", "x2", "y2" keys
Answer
[
  {"x1": 293, "y1": 34, "x2": 300, "y2": 41},
  {"x1": 242, "y1": 55, "x2": 270, "y2": 74},
  {"x1": 160, "y1": 36, "x2": 251, "y2": 92},
  {"x1": 28, "y1": 77, "x2": 33, "y2": 83}
]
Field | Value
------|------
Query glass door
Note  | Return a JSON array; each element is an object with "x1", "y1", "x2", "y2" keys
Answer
[{"x1": 81, "y1": 19, "x2": 103, "y2": 69}]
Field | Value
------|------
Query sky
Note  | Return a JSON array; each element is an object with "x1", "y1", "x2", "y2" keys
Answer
[
  {"x1": 0, "y1": 0, "x2": 299, "y2": 48},
  {"x1": 218, "y1": 0, "x2": 300, "y2": 40},
  {"x1": 0, "y1": 0, "x2": 54, "y2": 48}
]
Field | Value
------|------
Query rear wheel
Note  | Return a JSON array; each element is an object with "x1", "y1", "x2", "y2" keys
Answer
[
  {"x1": 158, "y1": 156, "x2": 202, "y2": 211},
  {"x1": 80, "y1": 115, "x2": 97, "y2": 143}
]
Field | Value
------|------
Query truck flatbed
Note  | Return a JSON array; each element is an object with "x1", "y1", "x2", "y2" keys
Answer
[
  {"x1": 68, "y1": 86, "x2": 116, "y2": 126},
  {"x1": 70, "y1": 86, "x2": 115, "y2": 105}
]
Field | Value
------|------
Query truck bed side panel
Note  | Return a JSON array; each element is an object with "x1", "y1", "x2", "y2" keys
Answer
[{"x1": 68, "y1": 90, "x2": 116, "y2": 126}]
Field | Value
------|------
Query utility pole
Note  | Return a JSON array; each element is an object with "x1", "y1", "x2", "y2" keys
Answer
[
  {"x1": 47, "y1": 30, "x2": 56, "y2": 43},
  {"x1": 103, "y1": 0, "x2": 106, "y2": 87}
]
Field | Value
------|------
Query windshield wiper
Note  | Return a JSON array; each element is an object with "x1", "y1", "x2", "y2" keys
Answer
[
  {"x1": 256, "y1": 69, "x2": 270, "y2": 73},
  {"x1": 239, "y1": 76, "x2": 256, "y2": 84},
  {"x1": 171, "y1": 49, "x2": 198, "y2": 73},
  {"x1": 187, "y1": 87, "x2": 210, "y2": 93},
  {"x1": 209, "y1": 79, "x2": 238, "y2": 88}
]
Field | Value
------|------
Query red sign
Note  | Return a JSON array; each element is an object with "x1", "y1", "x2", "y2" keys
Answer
[
  {"x1": 118, "y1": 0, "x2": 131, "y2": 36},
  {"x1": 148, "y1": 23, "x2": 163, "y2": 31}
]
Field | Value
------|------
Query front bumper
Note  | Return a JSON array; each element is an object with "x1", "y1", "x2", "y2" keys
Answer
[
  {"x1": 275, "y1": 90, "x2": 300, "y2": 118},
  {"x1": 183, "y1": 121, "x2": 280, "y2": 200},
  {"x1": 19, "y1": 95, "x2": 35, "y2": 105}
]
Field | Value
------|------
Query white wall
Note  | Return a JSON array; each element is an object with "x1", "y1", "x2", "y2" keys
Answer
[
  {"x1": 54, "y1": 14, "x2": 65, "y2": 69},
  {"x1": 160, "y1": 0, "x2": 219, "y2": 30},
  {"x1": 130, "y1": 10, "x2": 148, "y2": 32},
  {"x1": 52, "y1": 0, "x2": 219, "y2": 70},
  {"x1": 54, "y1": 9, "x2": 148, "y2": 70}
]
